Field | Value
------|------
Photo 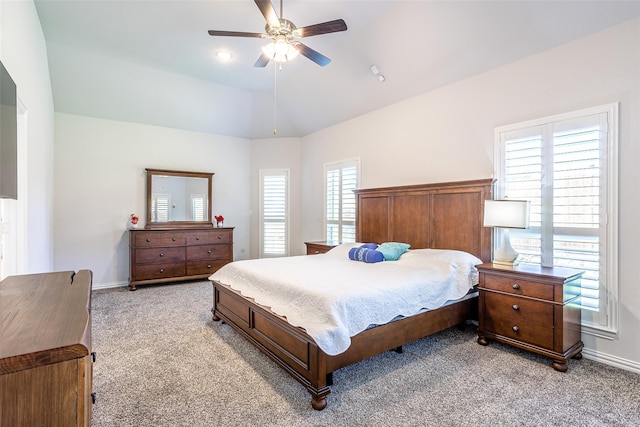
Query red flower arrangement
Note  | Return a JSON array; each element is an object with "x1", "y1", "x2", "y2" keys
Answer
[{"x1": 215, "y1": 215, "x2": 224, "y2": 227}]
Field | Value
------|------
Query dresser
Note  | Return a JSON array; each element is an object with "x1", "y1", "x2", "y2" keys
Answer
[
  {"x1": 129, "y1": 227, "x2": 233, "y2": 290},
  {"x1": 0, "y1": 270, "x2": 94, "y2": 426},
  {"x1": 476, "y1": 263, "x2": 584, "y2": 372},
  {"x1": 304, "y1": 241, "x2": 339, "y2": 255}
]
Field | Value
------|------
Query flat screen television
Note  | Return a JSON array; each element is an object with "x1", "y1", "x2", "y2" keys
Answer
[{"x1": 0, "y1": 59, "x2": 17, "y2": 199}]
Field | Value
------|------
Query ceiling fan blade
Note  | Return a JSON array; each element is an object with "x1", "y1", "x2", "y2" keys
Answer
[
  {"x1": 292, "y1": 42, "x2": 331, "y2": 67},
  {"x1": 208, "y1": 30, "x2": 265, "y2": 38},
  {"x1": 255, "y1": 0, "x2": 280, "y2": 28},
  {"x1": 254, "y1": 53, "x2": 271, "y2": 68},
  {"x1": 295, "y1": 19, "x2": 347, "y2": 38}
]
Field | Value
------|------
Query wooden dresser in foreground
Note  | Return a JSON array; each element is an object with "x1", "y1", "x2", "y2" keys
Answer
[
  {"x1": 476, "y1": 263, "x2": 584, "y2": 372},
  {"x1": 129, "y1": 227, "x2": 233, "y2": 290},
  {"x1": 0, "y1": 270, "x2": 94, "y2": 426}
]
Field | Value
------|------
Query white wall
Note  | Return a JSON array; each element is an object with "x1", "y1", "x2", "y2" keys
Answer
[
  {"x1": 53, "y1": 113, "x2": 251, "y2": 288},
  {"x1": 0, "y1": 0, "x2": 55, "y2": 274},
  {"x1": 301, "y1": 19, "x2": 640, "y2": 371},
  {"x1": 249, "y1": 137, "x2": 302, "y2": 258}
]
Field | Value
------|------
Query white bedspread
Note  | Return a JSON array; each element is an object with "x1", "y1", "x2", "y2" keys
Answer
[{"x1": 209, "y1": 244, "x2": 481, "y2": 356}]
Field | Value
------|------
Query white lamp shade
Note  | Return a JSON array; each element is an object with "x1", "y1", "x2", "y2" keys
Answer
[{"x1": 483, "y1": 200, "x2": 530, "y2": 229}]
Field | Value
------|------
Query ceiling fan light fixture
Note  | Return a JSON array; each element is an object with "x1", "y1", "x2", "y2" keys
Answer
[{"x1": 261, "y1": 36, "x2": 299, "y2": 63}]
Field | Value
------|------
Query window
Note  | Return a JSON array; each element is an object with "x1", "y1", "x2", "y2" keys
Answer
[
  {"x1": 191, "y1": 194, "x2": 205, "y2": 221},
  {"x1": 495, "y1": 103, "x2": 618, "y2": 337},
  {"x1": 151, "y1": 193, "x2": 170, "y2": 222},
  {"x1": 259, "y1": 169, "x2": 289, "y2": 257},
  {"x1": 325, "y1": 159, "x2": 359, "y2": 244}
]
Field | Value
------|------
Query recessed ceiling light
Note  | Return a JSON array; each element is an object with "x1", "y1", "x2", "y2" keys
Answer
[{"x1": 216, "y1": 50, "x2": 233, "y2": 61}]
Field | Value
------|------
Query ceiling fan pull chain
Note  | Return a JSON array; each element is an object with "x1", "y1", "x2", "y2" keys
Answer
[{"x1": 273, "y1": 61, "x2": 278, "y2": 135}]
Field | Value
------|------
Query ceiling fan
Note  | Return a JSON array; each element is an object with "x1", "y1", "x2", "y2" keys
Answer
[{"x1": 208, "y1": 0, "x2": 347, "y2": 67}]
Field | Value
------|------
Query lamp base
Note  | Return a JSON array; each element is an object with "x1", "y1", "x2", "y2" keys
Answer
[
  {"x1": 491, "y1": 257, "x2": 521, "y2": 267},
  {"x1": 492, "y1": 229, "x2": 520, "y2": 266}
]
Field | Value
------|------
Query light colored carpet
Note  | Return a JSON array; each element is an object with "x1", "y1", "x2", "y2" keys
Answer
[{"x1": 91, "y1": 281, "x2": 640, "y2": 426}]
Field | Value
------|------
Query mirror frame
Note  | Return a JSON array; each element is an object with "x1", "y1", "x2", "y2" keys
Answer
[{"x1": 145, "y1": 168, "x2": 214, "y2": 229}]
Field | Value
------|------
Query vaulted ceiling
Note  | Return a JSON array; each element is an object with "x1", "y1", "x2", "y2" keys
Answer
[{"x1": 35, "y1": 1, "x2": 640, "y2": 139}]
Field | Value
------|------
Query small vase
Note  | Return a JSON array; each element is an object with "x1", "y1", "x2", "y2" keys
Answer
[{"x1": 217, "y1": 221, "x2": 223, "y2": 228}]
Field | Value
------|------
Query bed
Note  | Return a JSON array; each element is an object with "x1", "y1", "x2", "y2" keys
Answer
[{"x1": 210, "y1": 179, "x2": 494, "y2": 410}]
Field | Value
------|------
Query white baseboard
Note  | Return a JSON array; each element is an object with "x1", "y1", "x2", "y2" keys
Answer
[
  {"x1": 92, "y1": 281, "x2": 128, "y2": 290},
  {"x1": 582, "y1": 347, "x2": 640, "y2": 374}
]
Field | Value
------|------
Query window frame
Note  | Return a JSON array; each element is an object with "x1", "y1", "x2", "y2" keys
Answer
[
  {"x1": 494, "y1": 103, "x2": 619, "y2": 338},
  {"x1": 259, "y1": 168, "x2": 290, "y2": 258},
  {"x1": 324, "y1": 158, "x2": 360, "y2": 244}
]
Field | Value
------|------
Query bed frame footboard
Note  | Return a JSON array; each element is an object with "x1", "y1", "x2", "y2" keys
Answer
[{"x1": 212, "y1": 280, "x2": 476, "y2": 410}]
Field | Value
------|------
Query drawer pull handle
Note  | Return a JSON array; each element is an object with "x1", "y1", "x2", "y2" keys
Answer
[
  {"x1": 207, "y1": 264, "x2": 212, "y2": 268},
  {"x1": 512, "y1": 283, "x2": 521, "y2": 290},
  {"x1": 218, "y1": 235, "x2": 223, "y2": 240},
  {"x1": 146, "y1": 238, "x2": 151, "y2": 242},
  {"x1": 160, "y1": 269, "x2": 164, "y2": 273},
  {"x1": 512, "y1": 304, "x2": 520, "y2": 311},
  {"x1": 172, "y1": 237, "x2": 176, "y2": 241},
  {"x1": 512, "y1": 326, "x2": 519, "y2": 333},
  {"x1": 196, "y1": 237, "x2": 200, "y2": 240},
  {"x1": 208, "y1": 250, "x2": 212, "y2": 254},
  {"x1": 160, "y1": 253, "x2": 164, "y2": 257}
]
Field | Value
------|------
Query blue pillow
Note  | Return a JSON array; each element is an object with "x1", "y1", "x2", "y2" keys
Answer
[
  {"x1": 377, "y1": 242, "x2": 411, "y2": 261},
  {"x1": 348, "y1": 246, "x2": 384, "y2": 263},
  {"x1": 359, "y1": 243, "x2": 379, "y2": 250}
]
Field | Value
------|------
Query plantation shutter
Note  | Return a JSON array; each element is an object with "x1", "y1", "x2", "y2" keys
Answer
[
  {"x1": 325, "y1": 160, "x2": 358, "y2": 243},
  {"x1": 152, "y1": 194, "x2": 170, "y2": 222},
  {"x1": 260, "y1": 170, "x2": 289, "y2": 257},
  {"x1": 497, "y1": 104, "x2": 618, "y2": 334},
  {"x1": 191, "y1": 195, "x2": 205, "y2": 221}
]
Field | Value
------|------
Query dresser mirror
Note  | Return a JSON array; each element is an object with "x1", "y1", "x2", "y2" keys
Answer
[{"x1": 145, "y1": 168, "x2": 214, "y2": 229}]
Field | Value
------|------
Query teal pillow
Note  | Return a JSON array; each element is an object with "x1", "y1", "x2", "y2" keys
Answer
[{"x1": 377, "y1": 242, "x2": 411, "y2": 261}]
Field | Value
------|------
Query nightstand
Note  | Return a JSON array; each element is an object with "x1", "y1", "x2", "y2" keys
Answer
[
  {"x1": 304, "y1": 241, "x2": 338, "y2": 255},
  {"x1": 476, "y1": 263, "x2": 584, "y2": 372}
]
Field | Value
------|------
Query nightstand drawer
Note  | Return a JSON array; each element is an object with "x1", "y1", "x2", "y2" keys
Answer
[
  {"x1": 482, "y1": 315, "x2": 554, "y2": 350},
  {"x1": 482, "y1": 274, "x2": 553, "y2": 301},
  {"x1": 483, "y1": 292, "x2": 553, "y2": 327},
  {"x1": 305, "y1": 241, "x2": 338, "y2": 255}
]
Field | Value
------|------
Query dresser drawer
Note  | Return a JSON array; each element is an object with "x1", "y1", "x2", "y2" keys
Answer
[
  {"x1": 186, "y1": 245, "x2": 230, "y2": 261},
  {"x1": 482, "y1": 274, "x2": 553, "y2": 301},
  {"x1": 483, "y1": 292, "x2": 553, "y2": 327},
  {"x1": 186, "y1": 230, "x2": 230, "y2": 245},
  {"x1": 134, "y1": 231, "x2": 186, "y2": 247},
  {"x1": 135, "y1": 247, "x2": 185, "y2": 264},
  {"x1": 187, "y1": 260, "x2": 228, "y2": 276},
  {"x1": 134, "y1": 262, "x2": 185, "y2": 281},
  {"x1": 482, "y1": 314, "x2": 554, "y2": 350}
]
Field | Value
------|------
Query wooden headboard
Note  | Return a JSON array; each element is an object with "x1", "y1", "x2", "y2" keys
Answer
[{"x1": 354, "y1": 179, "x2": 494, "y2": 263}]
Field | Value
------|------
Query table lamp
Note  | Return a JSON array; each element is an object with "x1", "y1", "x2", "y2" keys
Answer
[{"x1": 483, "y1": 199, "x2": 530, "y2": 266}]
